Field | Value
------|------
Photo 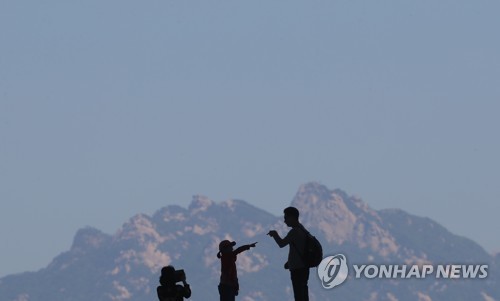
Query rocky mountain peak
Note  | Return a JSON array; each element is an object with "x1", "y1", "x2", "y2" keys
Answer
[
  {"x1": 188, "y1": 195, "x2": 214, "y2": 214},
  {"x1": 70, "y1": 226, "x2": 110, "y2": 252},
  {"x1": 153, "y1": 205, "x2": 188, "y2": 224},
  {"x1": 1, "y1": 183, "x2": 497, "y2": 301},
  {"x1": 291, "y1": 182, "x2": 359, "y2": 244},
  {"x1": 115, "y1": 214, "x2": 165, "y2": 245},
  {"x1": 290, "y1": 182, "x2": 399, "y2": 256}
]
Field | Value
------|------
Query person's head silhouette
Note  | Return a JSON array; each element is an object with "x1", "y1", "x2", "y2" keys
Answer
[
  {"x1": 160, "y1": 265, "x2": 176, "y2": 286},
  {"x1": 217, "y1": 240, "x2": 236, "y2": 258},
  {"x1": 283, "y1": 206, "x2": 300, "y2": 227}
]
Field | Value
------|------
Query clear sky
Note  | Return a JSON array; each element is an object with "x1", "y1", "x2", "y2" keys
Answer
[{"x1": 1, "y1": 0, "x2": 499, "y2": 277}]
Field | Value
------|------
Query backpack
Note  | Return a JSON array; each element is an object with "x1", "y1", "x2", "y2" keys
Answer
[{"x1": 297, "y1": 225, "x2": 323, "y2": 268}]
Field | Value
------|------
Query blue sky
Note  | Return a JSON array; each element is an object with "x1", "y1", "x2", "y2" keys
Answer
[{"x1": 1, "y1": 0, "x2": 499, "y2": 277}]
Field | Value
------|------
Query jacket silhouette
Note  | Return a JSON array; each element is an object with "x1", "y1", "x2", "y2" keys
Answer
[{"x1": 157, "y1": 266, "x2": 191, "y2": 301}]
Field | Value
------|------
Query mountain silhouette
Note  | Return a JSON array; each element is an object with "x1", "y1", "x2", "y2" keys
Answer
[{"x1": 0, "y1": 183, "x2": 498, "y2": 301}]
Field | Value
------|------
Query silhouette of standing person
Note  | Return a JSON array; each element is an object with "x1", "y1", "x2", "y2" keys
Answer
[
  {"x1": 268, "y1": 206, "x2": 309, "y2": 301},
  {"x1": 217, "y1": 240, "x2": 257, "y2": 301},
  {"x1": 157, "y1": 265, "x2": 191, "y2": 301}
]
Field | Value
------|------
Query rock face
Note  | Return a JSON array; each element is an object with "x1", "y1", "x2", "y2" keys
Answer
[
  {"x1": 292, "y1": 183, "x2": 399, "y2": 257},
  {"x1": 0, "y1": 183, "x2": 498, "y2": 301}
]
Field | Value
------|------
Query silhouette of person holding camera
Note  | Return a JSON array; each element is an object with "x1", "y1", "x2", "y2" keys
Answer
[
  {"x1": 217, "y1": 240, "x2": 257, "y2": 301},
  {"x1": 268, "y1": 207, "x2": 309, "y2": 301},
  {"x1": 157, "y1": 265, "x2": 191, "y2": 301}
]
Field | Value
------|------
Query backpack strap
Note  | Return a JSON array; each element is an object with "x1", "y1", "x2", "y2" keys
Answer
[{"x1": 290, "y1": 224, "x2": 310, "y2": 267}]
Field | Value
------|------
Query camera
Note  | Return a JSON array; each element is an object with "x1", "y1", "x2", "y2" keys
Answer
[
  {"x1": 174, "y1": 269, "x2": 186, "y2": 283},
  {"x1": 160, "y1": 266, "x2": 186, "y2": 285}
]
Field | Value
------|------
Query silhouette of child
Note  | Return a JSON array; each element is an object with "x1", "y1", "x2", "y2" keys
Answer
[
  {"x1": 157, "y1": 265, "x2": 191, "y2": 301},
  {"x1": 217, "y1": 240, "x2": 257, "y2": 301}
]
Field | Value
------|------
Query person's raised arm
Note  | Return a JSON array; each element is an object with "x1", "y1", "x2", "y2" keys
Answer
[
  {"x1": 182, "y1": 283, "x2": 191, "y2": 299},
  {"x1": 234, "y1": 242, "x2": 257, "y2": 255},
  {"x1": 181, "y1": 273, "x2": 191, "y2": 299},
  {"x1": 268, "y1": 230, "x2": 291, "y2": 248}
]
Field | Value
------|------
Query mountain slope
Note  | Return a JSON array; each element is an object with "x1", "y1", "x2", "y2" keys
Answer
[{"x1": 0, "y1": 183, "x2": 497, "y2": 301}]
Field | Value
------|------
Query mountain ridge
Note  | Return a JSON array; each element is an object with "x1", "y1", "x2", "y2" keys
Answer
[{"x1": 1, "y1": 182, "x2": 498, "y2": 301}]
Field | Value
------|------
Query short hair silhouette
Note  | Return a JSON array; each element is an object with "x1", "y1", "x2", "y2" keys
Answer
[
  {"x1": 160, "y1": 265, "x2": 176, "y2": 286},
  {"x1": 284, "y1": 207, "x2": 299, "y2": 219}
]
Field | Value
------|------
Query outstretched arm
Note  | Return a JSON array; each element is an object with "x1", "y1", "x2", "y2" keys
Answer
[
  {"x1": 234, "y1": 242, "x2": 257, "y2": 255},
  {"x1": 268, "y1": 230, "x2": 290, "y2": 248}
]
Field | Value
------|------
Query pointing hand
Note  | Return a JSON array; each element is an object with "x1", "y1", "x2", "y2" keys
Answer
[{"x1": 267, "y1": 230, "x2": 278, "y2": 238}]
